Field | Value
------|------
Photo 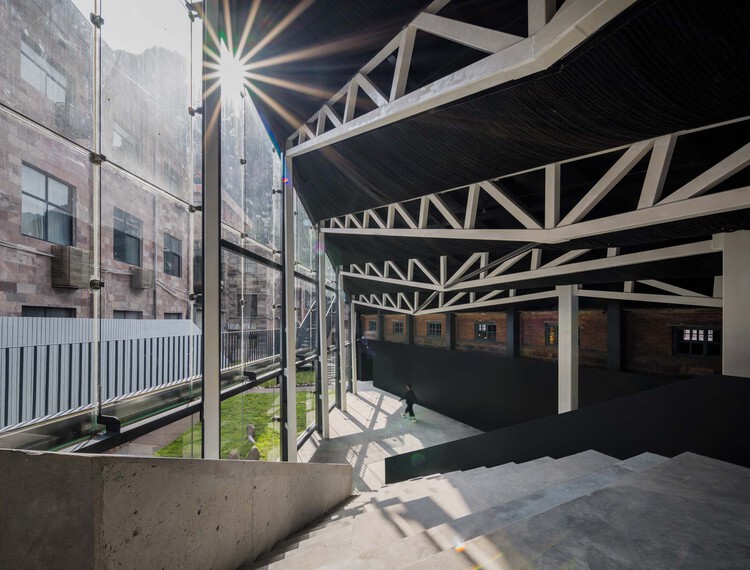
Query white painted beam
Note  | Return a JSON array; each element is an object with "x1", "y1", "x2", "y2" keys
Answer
[
  {"x1": 390, "y1": 28, "x2": 417, "y2": 101},
  {"x1": 545, "y1": 162, "x2": 560, "y2": 229},
  {"x1": 317, "y1": 231, "x2": 330, "y2": 438},
  {"x1": 479, "y1": 180, "x2": 542, "y2": 229},
  {"x1": 559, "y1": 140, "x2": 653, "y2": 226},
  {"x1": 464, "y1": 183, "x2": 481, "y2": 229},
  {"x1": 429, "y1": 194, "x2": 463, "y2": 229},
  {"x1": 529, "y1": 0, "x2": 557, "y2": 35},
  {"x1": 660, "y1": 141, "x2": 750, "y2": 204},
  {"x1": 638, "y1": 134, "x2": 675, "y2": 208},
  {"x1": 638, "y1": 279, "x2": 707, "y2": 298},
  {"x1": 578, "y1": 289, "x2": 721, "y2": 308},
  {"x1": 355, "y1": 73, "x2": 388, "y2": 108}
]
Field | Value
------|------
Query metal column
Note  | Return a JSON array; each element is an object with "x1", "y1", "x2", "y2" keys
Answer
[
  {"x1": 350, "y1": 301, "x2": 358, "y2": 395},
  {"x1": 317, "y1": 232, "x2": 330, "y2": 437},
  {"x1": 201, "y1": 0, "x2": 221, "y2": 458},
  {"x1": 557, "y1": 284, "x2": 579, "y2": 413},
  {"x1": 722, "y1": 231, "x2": 750, "y2": 377},
  {"x1": 337, "y1": 270, "x2": 348, "y2": 412},
  {"x1": 281, "y1": 155, "x2": 298, "y2": 461}
]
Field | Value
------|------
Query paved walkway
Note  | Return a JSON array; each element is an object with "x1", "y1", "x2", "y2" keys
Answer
[{"x1": 299, "y1": 382, "x2": 482, "y2": 492}]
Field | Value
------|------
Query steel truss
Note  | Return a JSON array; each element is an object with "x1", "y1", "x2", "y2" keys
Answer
[
  {"x1": 338, "y1": 118, "x2": 750, "y2": 314},
  {"x1": 286, "y1": 0, "x2": 636, "y2": 157}
]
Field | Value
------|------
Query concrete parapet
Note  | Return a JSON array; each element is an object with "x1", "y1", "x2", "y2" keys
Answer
[{"x1": 0, "y1": 449, "x2": 352, "y2": 569}]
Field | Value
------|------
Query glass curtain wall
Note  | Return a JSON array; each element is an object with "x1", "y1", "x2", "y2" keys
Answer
[{"x1": 0, "y1": 0, "x2": 203, "y2": 452}]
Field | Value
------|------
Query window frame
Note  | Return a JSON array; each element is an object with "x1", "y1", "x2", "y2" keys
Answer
[
  {"x1": 475, "y1": 321, "x2": 497, "y2": 341},
  {"x1": 368, "y1": 320, "x2": 377, "y2": 332},
  {"x1": 113, "y1": 310, "x2": 143, "y2": 320},
  {"x1": 20, "y1": 163, "x2": 75, "y2": 246},
  {"x1": 427, "y1": 321, "x2": 442, "y2": 337},
  {"x1": 113, "y1": 207, "x2": 143, "y2": 266},
  {"x1": 393, "y1": 320, "x2": 404, "y2": 334},
  {"x1": 545, "y1": 323, "x2": 559, "y2": 346},
  {"x1": 21, "y1": 306, "x2": 75, "y2": 318},
  {"x1": 673, "y1": 326, "x2": 721, "y2": 358},
  {"x1": 163, "y1": 233, "x2": 182, "y2": 277},
  {"x1": 20, "y1": 39, "x2": 68, "y2": 104}
]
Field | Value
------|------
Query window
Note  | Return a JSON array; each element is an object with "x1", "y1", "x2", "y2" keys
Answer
[
  {"x1": 427, "y1": 322, "x2": 442, "y2": 337},
  {"x1": 674, "y1": 327, "x2": 721, "y2": 358},
  {"x1": 113, "y1": 207, "x2": 142, "y2": 266},
  {"x1": 545, "y1": 323, "x2": 559, "y2": 346},
  {"x1": 21, "y1": 164, "x2": 73, "y2": 245},
  {"x1": 113, "y1": 310, "x2": 142, "y2": 320},
  {"x1": 393, "y1": 321, "x2": 404, "y2": 334},
  {"x1": 475, "y1": 322, "x2": 497, "y2": 341},
  {"x1": 22, "y1": 306, "x2": 75, "y2": 318},
  {"x1": 112, "y1": 123, "x2": 137, "y2": 158},
  {"x1": 368, "y1": 320, "x2": 377, "y2": 332},
  {"x1": 164, "y1": 312, "x2": 183, "y2": 320},
  {"x1": 20, "y1": 40, "x2": 67, "y2": 104},
  {"x1": 164, "y1": 233, "x2": 182, "y2": 277}
]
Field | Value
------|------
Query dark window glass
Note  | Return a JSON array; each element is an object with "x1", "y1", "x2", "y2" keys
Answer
[
  {"x1": 545, "y1": 323, "x2": 559, "y2": 346},
  {"x1": 368, "y1": 321, "x2": 377, "y2": 331},
  {"x1": 393, "y1": 321, "x2": 404, "y2": 334},
  {"x1": 21, "y1": 164, "x2": 73, "y2": 245},
  {"x1": 22, "y1": 306, "x2": 75, "y2": 318},
  {"x1": 674, "y1": 327, "x2": 721, "y2": 358},
  {"x1": 475, "y1": 322, "x2": 497, "y2": 341},
  {"x1": 427, "y1": 322, "x2": 442, "y2": 337},
  {"x1": 113, "y1": 310, "x2": 143, "y2": 320},
  {"x1": 113, "y1": 207, "x2": 142, "y2": 266},
  {"x1": 164, "y1": 233, "x2": 182, "y2": 277},
  {"x1": 164, "y1": 312, "x2": 183, "y2": 319}
]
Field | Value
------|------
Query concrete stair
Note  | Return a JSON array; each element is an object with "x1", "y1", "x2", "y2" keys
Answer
[{"x1": 250, "y1": 451, "x2": 750, "y2": 569}]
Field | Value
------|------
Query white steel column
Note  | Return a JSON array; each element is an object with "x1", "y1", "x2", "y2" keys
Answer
[
  {"x1": 722, "y1": 231, "x2": 750, "y2": 378},
  {"x1": 337, "y1": 270, "x2": 348, "y2": 412},
  {"x1": 350, "y1": 301, "x2": 358, "y2": 395},
  {"x1": 282, "y1": 158, "x2": 298, "y2": 461},
  {"x1": 317, "y1": 232, "x2": 330, "y2": 438},
  {"x1": 201, "y1": 0, "x2": 221, "y2": 459},
  {"x1": 558, "y1": 284, "x2": 579, "y2": 413}
]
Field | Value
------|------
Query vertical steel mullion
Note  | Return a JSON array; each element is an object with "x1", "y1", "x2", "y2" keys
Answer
[
  {"x1": 280, "y1": 153, "x2": 297, "y2": 461},
  {"x1": 201, "y1": 0, "x2": 222, "y2": 459},
  {"x1": 317, "y1": 232, "x2": 329, "y2": 438}
]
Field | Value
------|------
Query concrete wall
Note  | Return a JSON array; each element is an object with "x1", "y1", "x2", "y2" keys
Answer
[{"x1": 0, "y1": 450, "x2": 352, "y2": 569}]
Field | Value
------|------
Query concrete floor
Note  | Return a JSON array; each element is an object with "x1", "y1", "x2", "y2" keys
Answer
[{"x1": 298, "y1": 382, "x2": 482, "y2": 492}]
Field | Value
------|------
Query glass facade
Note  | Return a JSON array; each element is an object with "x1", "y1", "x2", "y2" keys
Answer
[{"x1": 0, "y1": 0, "x2": 344, "y2": 458}]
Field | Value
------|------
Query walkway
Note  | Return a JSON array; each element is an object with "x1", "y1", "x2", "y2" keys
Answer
[{"x1": 298, "y1": 382, "x2": 482, "y2": 492}]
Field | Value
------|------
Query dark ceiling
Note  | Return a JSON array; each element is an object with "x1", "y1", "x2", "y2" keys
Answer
[{"x1": 291, "y1": 0, "x2": 750, "y2": 223}]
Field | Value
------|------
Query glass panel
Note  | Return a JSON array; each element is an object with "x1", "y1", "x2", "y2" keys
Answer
[
  {"x1": 47, "y1": 178, "x2": 70, "y2": 207},
  {"x1": 1, "y1": 120, "x2": 94, "y2": 437},
  {"x1": 297, "y1": 365, "x2": 316, "y2": 436},
  {"x1": 101, "y1": 0, "x2": 192, "y2": 198},
  {"x1": 21, "y1": 195, "x2": 46, "y2": 240},
  {"x1": 0, "y1": 0, "x2": 94, "y2": 147},
  {"x1": 21, "y1": 165, "x2": 46, "y2": 198}
]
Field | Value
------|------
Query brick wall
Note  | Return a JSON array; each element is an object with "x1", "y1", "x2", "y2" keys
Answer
[
  {"x1": 383, "y1": 314, "x2": 407, "y2": 343},
  {"x1": 361, "y1": 314, "x2": 378, "y2": 340},
  {"x1": 414, "y1": 314, "x2": 445, "y2": 348},
  {"x1": 456, "y1": 311, "x2": 507, "y2": 354},
  {"x1": 623, "y1": 307, "x2": 722, "y2": 377}
]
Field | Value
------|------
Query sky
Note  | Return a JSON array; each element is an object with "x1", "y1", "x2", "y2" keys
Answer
[{"x1": 69, "y1": 0, "x2": 192, "y2": 56}]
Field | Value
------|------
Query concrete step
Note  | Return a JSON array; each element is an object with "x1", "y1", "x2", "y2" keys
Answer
[
  {"x1": 253, "y1": 461, "x2": 533, "y2": 567},
  {"x1": 256, "y1": 466, "x2": 509, "y2": 563},
  {"x1": 256, "y1": 452, "x2": 619, "y2": 569},
  {"x1": 405, "y1": 452, "x2": 750, "y2": 570},
  {"x1": 320, "y1": 453, "x2": 668, "y2": 569}
]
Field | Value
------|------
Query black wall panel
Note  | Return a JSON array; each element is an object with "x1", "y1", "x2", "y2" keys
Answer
[
  {"x1": 385, "y1": 375, "x2": 750, "y2": 483},
  {"x1": 366, "y1": 340, "x2": 678, "y2": 432}
]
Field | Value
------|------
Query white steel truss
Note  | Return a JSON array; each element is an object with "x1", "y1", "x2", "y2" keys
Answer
[
  {"x1": 287, "y1": 0, "x2": 636, "y2": 156},
  {"x1": 321, "y1": 119, "x2": 750, "y2": 245}
]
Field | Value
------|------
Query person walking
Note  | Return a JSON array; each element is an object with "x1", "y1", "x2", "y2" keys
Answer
[{"x1": 400, "y1": 383, "x2": 419, "y2": 423}]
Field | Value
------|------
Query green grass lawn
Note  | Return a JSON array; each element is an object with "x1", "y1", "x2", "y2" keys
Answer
[{"x1": 156, "y1": 385, "x2": 316, "y2": 460}]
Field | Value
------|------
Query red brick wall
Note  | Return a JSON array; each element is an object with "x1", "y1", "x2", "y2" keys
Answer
[
  {"x1": 383, "y1": 314, "x2": 407, "y2": 343},
  {"x1": 414, "y1": 314, "x2": 445, "y2": 348},
  {"x1": 359, "y1": 306, "x2": 722, "y2": 379},
  {"x1": 361, "y1": 314, "x2": 378, "y2": 339},
  {"x1": 623, "y1": 307, "x2": 722, "y2": 377},
  {"x1": 456, "y1": 311, "x2": 507, "y2": 354}
]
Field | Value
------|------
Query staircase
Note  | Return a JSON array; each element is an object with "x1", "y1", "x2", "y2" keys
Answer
[{"x1": 250, "y1": 451, "x2": 750, "y2": 569}]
